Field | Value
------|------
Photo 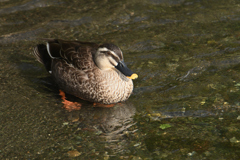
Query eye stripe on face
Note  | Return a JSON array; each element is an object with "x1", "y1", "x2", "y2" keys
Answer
[
  {"x1": 100, "y1": 51, "x2": 111, "y2": 55},
  {"x1": 100, "y1": 50, "x2": 120, "y2": 62},
  {"x1": 110, "y1": 54, "x2": 120, "y2": 63},
  {"x1": 99, "y1": 44, "x2": 123, "y2": 60}
]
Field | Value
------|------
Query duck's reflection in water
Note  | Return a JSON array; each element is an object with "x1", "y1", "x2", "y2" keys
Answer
[{"x1": 65, "y1": 101, "x2": 137, "y2": 150}]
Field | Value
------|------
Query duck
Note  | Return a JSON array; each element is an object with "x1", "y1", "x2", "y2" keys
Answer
[{"x1": 33, "y1": 39, "x2": 138, "y2": 104}]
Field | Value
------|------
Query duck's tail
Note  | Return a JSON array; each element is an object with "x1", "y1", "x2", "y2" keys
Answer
[{"x1": 33, "y1": 44, "x2": 52, "y2": 73}]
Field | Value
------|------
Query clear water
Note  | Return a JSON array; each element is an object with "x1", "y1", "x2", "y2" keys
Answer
[{"x1": 0, "y1": 0, "x2": 240, "y2": 159}]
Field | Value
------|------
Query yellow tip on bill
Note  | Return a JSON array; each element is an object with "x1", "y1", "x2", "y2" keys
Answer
[{"x1": 127, "y1": 73, "x2": 138, "y2": 80}]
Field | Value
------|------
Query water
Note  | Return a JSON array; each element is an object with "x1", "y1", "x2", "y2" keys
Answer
[{"x1": 1, "y1": 0, "x2": 240, "y2": 159}]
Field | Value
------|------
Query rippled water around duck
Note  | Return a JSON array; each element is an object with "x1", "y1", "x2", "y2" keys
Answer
[{"x1": 1, "y1": 0, "x2": 240, "y2": 159}]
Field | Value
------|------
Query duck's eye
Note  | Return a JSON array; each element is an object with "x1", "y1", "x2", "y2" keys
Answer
[
  {"x1": 101, "y1": 51, "x2": 111, "y2": 56},
  {"x1": 106, "y1": 51, "x2": 112, "y2": 56}
]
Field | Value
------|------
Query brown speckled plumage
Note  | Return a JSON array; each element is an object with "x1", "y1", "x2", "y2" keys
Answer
[{"x1": 33, "y1": 39, "x2": 134, "y2": 104}]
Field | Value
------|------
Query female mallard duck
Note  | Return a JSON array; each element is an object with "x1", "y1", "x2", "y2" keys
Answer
[{"x1": 33, "y1": 39, "x2": 138, "y2": 104}]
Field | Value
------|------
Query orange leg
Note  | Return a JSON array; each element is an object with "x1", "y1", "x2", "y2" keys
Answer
[{"x1": 59, "y1": 90, "x2": 81, "y2": 111}]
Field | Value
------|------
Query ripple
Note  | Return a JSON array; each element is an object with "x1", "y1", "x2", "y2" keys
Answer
[{"x1": 0, "y1": 0, "x2": 60, "y2": 15}]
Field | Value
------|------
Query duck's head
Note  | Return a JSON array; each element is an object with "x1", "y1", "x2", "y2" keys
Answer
[{"x1": 95, "y1": 43, "x2": 138, "y2": 80}]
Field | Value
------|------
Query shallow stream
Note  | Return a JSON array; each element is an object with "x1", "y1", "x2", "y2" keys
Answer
[{"x1": 0, "y1": 0, "x2": 240, "y2": 159}]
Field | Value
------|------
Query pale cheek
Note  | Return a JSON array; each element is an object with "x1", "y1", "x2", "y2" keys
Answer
[{"x1": 97, "y1": 58, "x2": 113, "y2": 70}]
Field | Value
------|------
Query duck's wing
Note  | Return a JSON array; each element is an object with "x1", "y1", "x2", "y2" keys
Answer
[
  {"x1": 33, "y1": 39, "x2": 99, "y2": 72},
  {"x1": 47, "y1": 39, "x2": 99, "y2": 70}
]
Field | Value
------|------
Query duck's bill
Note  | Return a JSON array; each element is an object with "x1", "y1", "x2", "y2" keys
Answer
[
  {"x1": 127, "y1": 73, "x2": 138, "y2": 79},
  {"x1": 115, "y1": 61, "x2": 138, "y2": 80}
]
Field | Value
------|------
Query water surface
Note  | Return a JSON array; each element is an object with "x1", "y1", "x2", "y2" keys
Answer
[{"x1": 1, "y1": 0, "x2": 240, "y2": 159}]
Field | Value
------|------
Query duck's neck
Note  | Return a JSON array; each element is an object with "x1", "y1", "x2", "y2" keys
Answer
[
  {"x1": 96, "y1": 69, "x2": 133, "y2": 104},
  {"x1": 101, "y1": 68, "x2": 130, "y2": 82}
]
